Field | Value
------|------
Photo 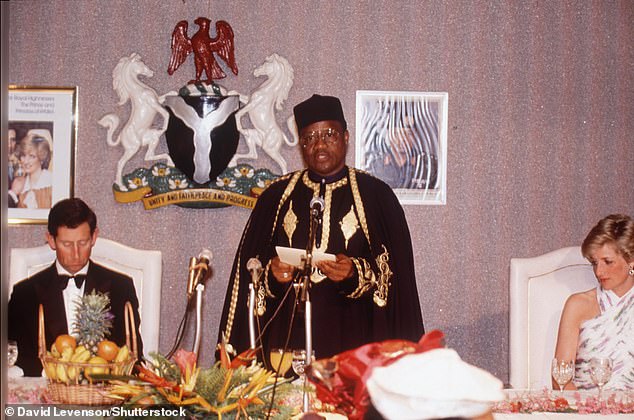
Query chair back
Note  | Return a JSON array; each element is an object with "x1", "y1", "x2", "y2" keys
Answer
[
  {"x1": 509, "y1": 246, "x2": 596, "y2": 389},
  {"x1": 9, "y1": 238, "x2": 162, "y2": 357}
]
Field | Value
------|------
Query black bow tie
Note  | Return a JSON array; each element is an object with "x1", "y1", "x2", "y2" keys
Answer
[{"x1": 58, "y1": 274, "x2": 87, "y2": 290}]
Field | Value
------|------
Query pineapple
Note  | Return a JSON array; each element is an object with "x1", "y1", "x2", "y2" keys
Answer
[{"x1": 72, "y1": 290, "x2": 114, "y2": 354}]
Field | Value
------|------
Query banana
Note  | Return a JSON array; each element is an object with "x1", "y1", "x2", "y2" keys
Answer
[
  {"x1": 71, "y1": 347, "x2": 91, "y2": 363},
  {"x1": 61, "y1": 347, "x2": 73, "y2": 362},
  {"x1": 73, "y1": 345, "x2": 88, "y2": 356},
  {"x1": 114, "y1": 345, "x2": 129, "y2": 363},
  {"x1": 65, "y1": 346, "x2": 91, "y2": 381},
  {"x1": 45, "y1": 362, "x2": 57, "y2": 380},
  {"x1": 67, "y1": 365, "x2": 78, "y2": 382},
  {"x1": 56, "y1": 363, "x2": 69, "y2": 384}
]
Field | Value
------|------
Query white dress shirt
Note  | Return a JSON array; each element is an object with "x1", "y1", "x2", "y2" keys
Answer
[{"x1": 56, "y1": 261, "x2": 88, "y2": 334}]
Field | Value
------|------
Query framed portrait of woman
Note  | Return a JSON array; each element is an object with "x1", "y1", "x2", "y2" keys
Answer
[
  {"x1": 355, "y1": 90, "x2": 448, "y2": 205},
  {"x1": 8, "y1": 86, "x2": 77, "y2": 223}
]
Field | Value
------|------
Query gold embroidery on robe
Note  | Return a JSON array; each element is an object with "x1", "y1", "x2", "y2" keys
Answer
[
  {"x1": 340, "y1": 205, "x2": 360, "y2": 249},
  {"x1": 283, "y1": 200, "x2": 298, "y2": 246},
  {"x1": 225, "y1": 254, "x2": 242, "y2": 343},
  {"x1": 263, "y1": 260, "x2": 276, "y2": 299},
  {"x1": 270, "y1": 172, "x2": 303, "y2": 244},
  {"x1": 251, "y1": 259, "x2": 266, "y2": 316},
  {"x1": 302, "y1": 172, "x2": 347, "y2": 254},
  {"x1": 348, "y1": 169, "x2": 371, "y2": 250},
  {"x1": 311, "y1": 267, "x2": 327, "y2": 283},
  {"x1": 373, "y1": 245, "x2": 392, "y2": 307},
  {"x1": 346, "y1": 257, "x2": 377, "y2": 299}
]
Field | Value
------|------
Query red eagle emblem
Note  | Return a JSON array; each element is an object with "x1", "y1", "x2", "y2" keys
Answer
[{"x1": 167, "y1": 17, "x2": 238, "y2": 84}]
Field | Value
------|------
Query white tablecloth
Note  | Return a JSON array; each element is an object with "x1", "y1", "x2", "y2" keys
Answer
[
  {"x1": 495, "y1": 414, "x2": 629, "y2": 420},
  {"x1": 494, "y1": 389, "x2": 633, "y2": 420},
  {"x1": 7, "y1": 376, "x2": 49, "y2": 404}
]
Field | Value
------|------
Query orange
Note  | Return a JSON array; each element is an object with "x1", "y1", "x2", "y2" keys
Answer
[
  {"x1": 54, "y1": 334, "x2": 77, "y2": 354},
  {"x1": 97, "y1": 340, "x2": 119, "y2": 362}
]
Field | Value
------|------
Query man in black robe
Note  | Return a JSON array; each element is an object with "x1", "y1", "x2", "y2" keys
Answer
[{"x1": 217, "y1": 94, "x2": 423, "y2": 365}]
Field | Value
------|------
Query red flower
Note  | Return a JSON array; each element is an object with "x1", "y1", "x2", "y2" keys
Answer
[
  {"x1": 172, "y1": 349, "x2": 198, "y2": 392},
  {"x1": 554, "y1": 397, "x2": 569, "y2": 410},
  {"x1": 510, "y1": 401, "x2": 523, "y2": 413},
  {"x1": 173, "y1": 349, "x2": 197, "y2": 376}
]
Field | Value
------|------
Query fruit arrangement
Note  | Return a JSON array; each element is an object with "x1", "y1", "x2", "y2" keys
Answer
[
  {"x1": 44, "y1": 334, "x2": 132, "y2": 384},
  {"x1": 40, "y1": 290, "x2": 136, "y2": 385}
]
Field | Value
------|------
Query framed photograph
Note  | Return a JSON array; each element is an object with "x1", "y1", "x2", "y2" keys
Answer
[
  {"x1": 8, "y1": 86, "x2": 77, "y2": 223},
  {"x1": 355, "y1": 90, "x2": 448, "y2": 205}
]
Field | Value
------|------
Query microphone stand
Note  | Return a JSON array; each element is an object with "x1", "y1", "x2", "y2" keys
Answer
[
  {"x1": 189, "y1": 257, "x2": 210, "y2": 361},
  {"x1": 193, "y1": 283, "x2": 204, "y2": 357},
  {"x1": 247, "y1": 258, "x2": 263, "y2": 351},
  {"x1": 298, "y1": 203, "x2": 321, "y2": 413},
  {"x1": 167, "y1": 253, "x2": 211, "y2": 361},
  {"x1": 248, "y1": 283, "x2": 257, "y2": 350}
]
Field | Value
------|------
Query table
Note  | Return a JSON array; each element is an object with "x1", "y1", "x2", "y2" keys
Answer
[
  {"x1": 493, "y1": 389, "x2": 633, "y2": 420},
  {"x1": 7, "y1": 378, "x2": 634, "y2": 419},
  {"x1": 495, "y1": 414, "x2": 628, "y2": 419},
  {"x1": 6, "y1": 376, "x2": 49, "y2": 404}
]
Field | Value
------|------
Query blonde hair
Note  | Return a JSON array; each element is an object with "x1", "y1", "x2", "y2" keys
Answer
[{"x1": 581, "y1": 214, "x2": 634, "y2": 262}]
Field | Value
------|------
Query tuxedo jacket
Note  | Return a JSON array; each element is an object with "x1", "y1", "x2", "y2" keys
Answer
[{"x1": 8, "y1": 260, "x2": 143, "y2": 376}]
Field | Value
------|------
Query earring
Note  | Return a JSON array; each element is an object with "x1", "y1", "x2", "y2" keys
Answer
[{"x1": 629, "y1": 267, "x2": 634, "y2": 276}]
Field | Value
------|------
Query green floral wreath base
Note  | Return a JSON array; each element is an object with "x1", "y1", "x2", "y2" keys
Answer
[{"x1": 113, "y1": 163, "x2": 280, "y2": 209}]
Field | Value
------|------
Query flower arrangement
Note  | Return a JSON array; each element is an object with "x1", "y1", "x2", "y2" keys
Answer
[
  {"x1": 107, "y1": 348, "x2": 296, "y2": 419},
  {"x1": 493, "y1": 389, "x2": 634, "y2": 415}
]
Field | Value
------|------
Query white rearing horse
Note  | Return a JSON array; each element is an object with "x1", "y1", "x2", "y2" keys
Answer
[
  {"x1": 228, "y1": 53, "x2": 296, "y2": 174},
  {"x1": 99, "y1": 53, "x2": 173, "y2": 190}
]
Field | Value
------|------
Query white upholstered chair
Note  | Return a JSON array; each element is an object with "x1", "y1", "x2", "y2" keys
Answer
[
  {"x1": 509, "y1": 246, "x2": 597, "y2": 389},
  {"x1": 9, "y1": 238, "x2": 162, "y2": 358}
]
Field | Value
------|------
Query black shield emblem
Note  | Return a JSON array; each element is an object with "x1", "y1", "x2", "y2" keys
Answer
[{"x1": 164, "y1": 94, "x2": 240, "y2": 185}]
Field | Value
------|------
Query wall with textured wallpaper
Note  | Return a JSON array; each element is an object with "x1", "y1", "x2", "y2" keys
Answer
[{"x1": 6, "y1": 0, "x2": 633, "y2": 382}]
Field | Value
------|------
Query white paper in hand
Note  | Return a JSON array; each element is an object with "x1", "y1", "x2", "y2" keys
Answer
[{"x1": 275, "y1": 246, "x2": 336, "y2": 267}]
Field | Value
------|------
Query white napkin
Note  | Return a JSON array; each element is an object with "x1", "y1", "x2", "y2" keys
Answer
[
  {"x1": 8, "y1": 366, "x2": 24, "y2": 378},
  {"x1": 367, "y1": 348, "x2": 504, "y2": 420}
]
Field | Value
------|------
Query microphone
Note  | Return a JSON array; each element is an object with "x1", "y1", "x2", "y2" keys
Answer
[
  {"x1": 187, "y1": 249, "x2": 213, "y2": 299},
  {"x1": 310, "y1": 196, "x2": 325, "y2": 213},
  {"x1": 246, "y1": 257, "x2": 263, "y2": 286}
]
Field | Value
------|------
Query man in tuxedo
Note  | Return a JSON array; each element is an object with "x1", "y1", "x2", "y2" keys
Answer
[{"x1": 8, "y1": 198, "x2": 143, "y2": 376}]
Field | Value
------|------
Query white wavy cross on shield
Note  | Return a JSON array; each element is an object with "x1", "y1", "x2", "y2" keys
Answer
[{"x1": 164, "y1": 95, "x2": 240, "y2": 185}]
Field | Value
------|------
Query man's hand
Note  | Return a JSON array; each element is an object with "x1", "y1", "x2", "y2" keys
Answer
[
  {"x1": 270, "y1": 256, "x2": 296, "y2": 283},
  {"x1": 315, "y1": 254, "x2": 354, "y2": 282}
]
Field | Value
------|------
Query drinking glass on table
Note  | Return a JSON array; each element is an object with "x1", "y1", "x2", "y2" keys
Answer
[
  {"x1": 269, "y1": 348, "x2": 292, "y2": 377},
  {"x1": 590, "y1": 358, "x2": 612, "y2": 400},
  {"x1": 551, "y1": 358, "x2": 574, "y2": 394},
  {"x1": 292, "y1": 349, "x2": 315, "y2": 380},
  {"x1": 7, "y1": 340, "x2": 18, "y2": 367}
]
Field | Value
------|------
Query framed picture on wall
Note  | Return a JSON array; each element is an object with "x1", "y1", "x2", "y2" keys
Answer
[
  {"x1": 355, "y1": 90, "x2": 448, "y2": 205},
  {"x1": 8, "y1": 86, "x2": 78, "y2": 224}
]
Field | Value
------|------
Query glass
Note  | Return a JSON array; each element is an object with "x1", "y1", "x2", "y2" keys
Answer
[
  {"x1": 551, "y1": 358, "x2": 574, "y2": 394},
  {"x1": 269, "y1": 348, "x2": 292, "y2": 377},
  {"x1": 590, "y1": 358, "x2": 612, "y2": 400},
  {"x1": 292, "y1": 349, "x2": 315, "y2": 379},
  {"x1": 300, "y1": 128, "x2": 341, "y2": 148},
  {"x1": 7, "y1": 340, "x2": 18, "y2": 367}
]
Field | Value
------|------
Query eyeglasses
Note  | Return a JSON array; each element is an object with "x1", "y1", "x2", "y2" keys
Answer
[{"x1": 300, "y1": 128, "x2": 341, "y2": 148}]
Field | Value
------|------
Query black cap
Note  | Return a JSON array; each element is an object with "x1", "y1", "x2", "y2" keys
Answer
[{"x1": 293, "y1": 94, "x2": 347, "y2": 132}]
